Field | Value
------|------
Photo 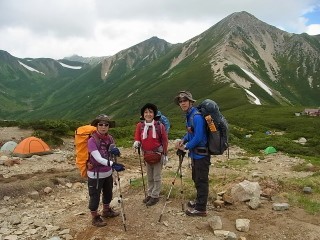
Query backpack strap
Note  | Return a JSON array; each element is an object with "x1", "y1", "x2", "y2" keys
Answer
[
  {"x1": 189, "y1": 110, "x2": 201, "y2": 132},
  {"x1": 140, "y1": 120, "x2": 164, "y2": 152},
  {"x1": 189, "y1": 110, "x2": 209, "y2": 156},
  {"x1": 91, "y1": 132, "x2": 113, "y2": 151},
  {"x1": 91, "y1": 132, "x2": 100, "y2": 148},
  {"x1": 156, "y1": 121, "x2": 163, "y2": 144},
  {"x1": 88, "y1": 132, "x2": 112, "y2": 167},
  {"x1": 88, "y1": 133, "x2": 113, "y2": 188},
  {"x1": 140, "y1": 121, "x2": 162, "y2": 139}
]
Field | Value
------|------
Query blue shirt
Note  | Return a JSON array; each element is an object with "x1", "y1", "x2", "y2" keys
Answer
[{"x1": 182, "y1": 107, "x2": 208, "y2": 160}]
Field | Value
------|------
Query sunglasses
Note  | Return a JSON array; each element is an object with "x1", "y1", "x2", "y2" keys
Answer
[{"x1": 98, "y1": 123, "x2": 109, "y2": 127}]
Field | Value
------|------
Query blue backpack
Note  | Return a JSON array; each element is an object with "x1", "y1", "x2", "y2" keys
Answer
[{"x1": 156, "y1": 111, "x2": 170, "y2": 134}]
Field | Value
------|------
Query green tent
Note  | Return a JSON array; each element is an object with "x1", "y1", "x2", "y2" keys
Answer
[{"x1": 264, "y1": 146, "x2": 277, "y2": 154}]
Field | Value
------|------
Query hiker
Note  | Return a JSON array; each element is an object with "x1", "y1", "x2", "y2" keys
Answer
[
  {"x1": 174, "y1": 91, "x2": 210, "y2": 217},
  {"x1": 88, "y1": 114, "x2": 125, "y2": 227},
  {"x1": 133, "y1": 103, "x2": 168, "y2": 206}
]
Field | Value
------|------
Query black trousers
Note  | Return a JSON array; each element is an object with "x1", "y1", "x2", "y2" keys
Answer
[
  {"x1": 88, "y1": 175, "x2": 113, "y2": 211},
  {"x1": 191, "y1": 156, "x2": 210, "y2": 211}
]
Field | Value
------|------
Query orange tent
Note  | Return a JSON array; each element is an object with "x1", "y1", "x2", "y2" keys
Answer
[{"x1": 13, "y1": 136, "x2": 52, "y2": 157}]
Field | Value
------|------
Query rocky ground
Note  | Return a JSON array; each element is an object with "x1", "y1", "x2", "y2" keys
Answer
[{"x1": 0, "y1": 127, "x2": 320, "y2": 240}]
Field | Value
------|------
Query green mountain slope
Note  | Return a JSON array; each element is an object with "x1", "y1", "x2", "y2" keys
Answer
[{"x1": 0, "y1": 12, "x2": 319, "y2": 121}]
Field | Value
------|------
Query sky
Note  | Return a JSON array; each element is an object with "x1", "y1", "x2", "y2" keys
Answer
[{"x1": 1, "y1": 0, "x2": 320, "y2": 60}]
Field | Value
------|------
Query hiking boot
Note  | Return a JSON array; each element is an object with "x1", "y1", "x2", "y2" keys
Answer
[
  {"x1": 187, "y1": 200, "x2": 196, "y2": 208},
  {"x1": 185, "y1": 209, "x2": 207, "y2": 217},
  {"x1": 142, "y1": 196, "x2": 151, "y2": 204},
  {"x1": 101, "y1": 208, "x2": 120, "y2": 218},
  {"x1": 145, "y1": 197, "x2": 159, "y2": 206},
  {"x1": 92, "y1": 215, "x2": 107, "y2": 227}
]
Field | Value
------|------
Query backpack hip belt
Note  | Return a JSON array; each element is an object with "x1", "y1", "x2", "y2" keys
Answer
[
  {"x1": 194, "y1": 146, "x2": 209, "y2": 156},
  {"x1": 143, "y1": 150, "x2": 162, "y2": 155},
  {"x1": 142, "y1": 145, "x2": 163, "y2": 154}
]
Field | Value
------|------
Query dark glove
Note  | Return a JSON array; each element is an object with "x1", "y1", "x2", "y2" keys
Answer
[
  {"x1": 112, "y1": 162, "x2": 125, "y2": 172},
  {"x1": 110, "y1": 147, "x2": 121, "y2": 157}
]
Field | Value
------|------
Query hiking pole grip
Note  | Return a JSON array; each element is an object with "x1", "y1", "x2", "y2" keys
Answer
[{"x1": 176, "y1": 149, "x2": 186, "y2": 159}]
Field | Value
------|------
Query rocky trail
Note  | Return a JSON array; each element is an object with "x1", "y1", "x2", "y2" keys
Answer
[{"x1": 0, "y1": 127, "x2": 320, "y2": 240}]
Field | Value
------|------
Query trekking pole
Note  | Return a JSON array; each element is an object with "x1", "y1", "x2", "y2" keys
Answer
[
  {"x1": 178, "y1": 150, "x2": 186, "y2": 211},
  {"x1": 227, "y1": 145, "x2": 230, "y2": 159},
  {"x1": 158, "y1": 150, "x2": 186, "y2": 222},
  {"x1": 137, "y1": 146, "x2": 147, "y2": 199},
  {"x1": 111, "y1": 153, "x2": 127, "y2": 231}
]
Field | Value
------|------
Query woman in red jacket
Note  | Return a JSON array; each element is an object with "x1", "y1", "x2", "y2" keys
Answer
[{"x1": 133, "y1": 103, "x2": 168, "y2": 206}]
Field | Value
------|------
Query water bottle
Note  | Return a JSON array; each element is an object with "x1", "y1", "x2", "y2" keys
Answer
[{"x1": 205, "y1": 115, "x2": 217, "y2": 132}]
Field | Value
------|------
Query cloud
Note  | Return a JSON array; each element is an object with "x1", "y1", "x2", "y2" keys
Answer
[
  {"x1": 0, "y1": 0, "x2": 96, "y2": 36},
  {"x1": 0, "y1": 0, "x2": 319, "y2": 59},
  {"x1": 306, "y1": 24, "x2": 320, "y2": 35}
]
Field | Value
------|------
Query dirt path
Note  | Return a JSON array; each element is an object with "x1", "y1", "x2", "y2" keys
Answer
[{"x1": 0, "y1": 127, "x2": 320, "y2": 240}]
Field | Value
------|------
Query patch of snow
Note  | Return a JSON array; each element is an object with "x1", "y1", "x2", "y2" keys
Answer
[
  {"x1": 58, "y1": 62, "x2": 82, "y2": 69},
  {"x1": 244, "y1": 89, "x2": 261, "y2": 105},
  {"x1": 241, "y1": 68, "x2": 272, "y2": 95},
  {"x1": 18, "y1": 61, "x2": 45, "y2": 75},
  {"x1": 127, "y1": 89, "x2": 139, "y2": 98},
  {"x1": 308, "y1": 76, "x2": 313, "y2": 88}
]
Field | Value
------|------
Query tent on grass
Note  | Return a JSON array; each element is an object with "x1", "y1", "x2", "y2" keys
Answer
[
  {"x1": 264, "y1": 146, "x2": 277, "y2": 155},
  {"x1": 13, "y1": 137, "x2": 52, "y2": 157},
  {"x1": 0, "y1": 141, "x2": 18, "y2": 153}
]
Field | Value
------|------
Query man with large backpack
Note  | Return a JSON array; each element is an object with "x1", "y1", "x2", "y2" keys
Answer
[{"x1": 174, "y1": 91, "x2": 210, "y2": 217}]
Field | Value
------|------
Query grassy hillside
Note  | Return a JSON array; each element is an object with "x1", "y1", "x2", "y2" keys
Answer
[
  {"x1": 224, "y1": 105, "x2": 320, "y2": 157},
  {"x1": 4, "y1": 105, "x2": 319, "y2": 159}
]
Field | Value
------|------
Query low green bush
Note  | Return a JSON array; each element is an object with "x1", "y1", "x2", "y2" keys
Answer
[
  {"x1": 33, "y1": 130, "x2": 64, "y2": 148},
  {"x1": 4, "y1": 105, "x2": 320, "y2": 159}
]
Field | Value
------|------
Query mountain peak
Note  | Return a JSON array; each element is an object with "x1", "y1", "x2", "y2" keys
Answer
[
  {"x1": 222, "y1": 11, "x2": 278, "y2": 32},
  {"x1": 0, "y1": 50, "x2": 15, "y2": 61},
  {"x1": 227, "y1": 11, "x2": 257, "y2": 20}
]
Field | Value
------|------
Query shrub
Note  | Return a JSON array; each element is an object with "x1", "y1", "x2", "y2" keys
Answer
[{"x1": 33, "y1": 130, "x2": 64, "y2": 148}]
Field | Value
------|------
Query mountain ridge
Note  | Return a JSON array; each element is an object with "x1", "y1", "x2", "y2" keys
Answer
[{"x1": 0, "y1": 11, "x2": 319, "y2": 121}]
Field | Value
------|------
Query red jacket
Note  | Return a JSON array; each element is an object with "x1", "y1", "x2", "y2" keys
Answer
[{"x1": 134, "y1": 121, "x2": 168, "y2": 154}]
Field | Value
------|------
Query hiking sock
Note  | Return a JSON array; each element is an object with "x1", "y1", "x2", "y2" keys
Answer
[
  {"x1": 91, "y1": 210, "x2": 99, "y2": 218},
  {"x1": 102, "y1": 203, "x2": 119, "y2": 217},
  {"x1": 103, "y1": 204, "x2": 110, "y2": 212}
]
